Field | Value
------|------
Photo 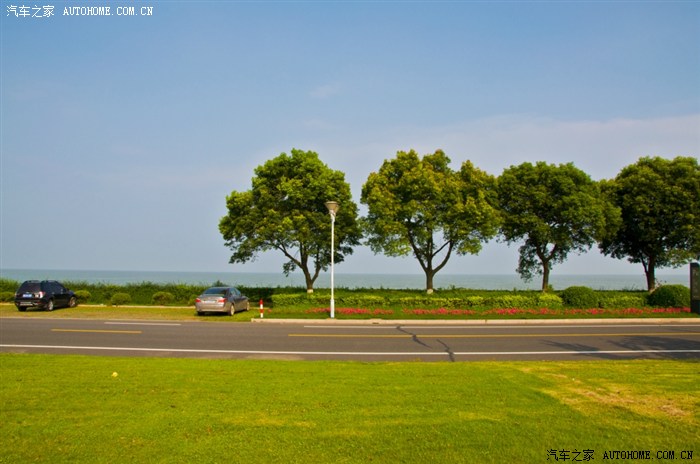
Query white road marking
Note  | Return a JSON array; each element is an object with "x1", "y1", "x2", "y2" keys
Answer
[
  {"x1": 2, "y1": 344, "x2": 699, "y2": 357},
  {"x1": 1, "y1": 344, "x2": 444, "y2": 356},
  {"x1": 105, "y1": 322, "x2": 181, "y2": 326}
]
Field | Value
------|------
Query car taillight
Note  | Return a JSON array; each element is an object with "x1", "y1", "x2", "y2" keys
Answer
[
  {"x1": 38, "y1": 292, "x2": 45, "y2": 298},
  {"x1": 195, "y1": 298, "x2": 201, "y2": 303},
  {"x1": 218, "y1": 298, "x2": 226, "y2": 303}
]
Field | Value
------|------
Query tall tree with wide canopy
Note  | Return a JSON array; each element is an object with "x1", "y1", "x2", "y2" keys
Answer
[
  {"x1": 361, "y1": 150, "x2": 500, "y2": 293},
  {"x1": 599, "y1": 156, "x2": 700, "y2": 291},
  {"x1": 219, "y1": 149, "x2": 361, "y2": 293},
  {"x1": 497, "y1": 161, "x2": 616, "y2": 291}
]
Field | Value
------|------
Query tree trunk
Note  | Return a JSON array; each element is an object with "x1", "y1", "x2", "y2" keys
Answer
[
  {"x1": 641, "y1": 255, "x2": 657, "y2": 291},
  {"x1": 425, "y1": 271, "x2": 435, "y2": 294},
  {"x1": 303, "y1": 269, "x2": 315, "y2": 294},
  {"x1": 541, "y1": 262, "x2": 550, "y2": 292},
  {"x1": 645, "y1": 263, "x2": 656, "y2": 291}
]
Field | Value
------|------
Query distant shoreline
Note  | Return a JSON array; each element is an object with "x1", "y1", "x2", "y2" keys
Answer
[{"x1": 0, "y1": 268, "x2": 690, "y2": 291}]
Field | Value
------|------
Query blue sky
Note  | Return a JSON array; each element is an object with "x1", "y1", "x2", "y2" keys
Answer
[{"x1": 2, "y1": 0, "x2": 699, "y2": 278}]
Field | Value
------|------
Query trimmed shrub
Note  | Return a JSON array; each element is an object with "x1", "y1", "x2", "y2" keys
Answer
[
  {"x1": 0, "y1": 278, "x2": 19, "y2": 293},
  {"x1": 464, "y1": 296, "x2": 485, "y2": 307},
  {"x1": 74, "y1": 290, "x2": 91, "y2": 303},
  {"x1": 0, "y1": 291, "x2": 15, "y2": 302},
  {"x1": 599, "y1": 294, "x2": 646, "y2": 309},
  {"x1": 487, "y1": 295, "x2": 533, "y2": 309},
  {"x1": 536, "y1": 293, "x2": 563, "y2": 309},
  {"x1": 332, "y1": 294, "x2": 381, "y2": 307},
  {"x1": 110, "y1": 292, "x2": 132, "y2": 306},
  {"x1": 152, "y1": 291, "x2": 175, "y2": 306},
  {"x1": 561, "y1": 286, "x2": 599, "y2": 308},
  {"x1": 647, "y1": 285, "x2": 690, "y2": 308},
  {"x1": 272, "y1": 293, "x2": 315, "y2": 307}
]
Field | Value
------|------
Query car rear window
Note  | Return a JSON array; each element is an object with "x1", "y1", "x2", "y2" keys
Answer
[
  {"x1": 203, "y1": 287, "x2": 227, "y2": 296},
  {"x1": 18, "y1": 282, "x2": 41, "y2": 292}
]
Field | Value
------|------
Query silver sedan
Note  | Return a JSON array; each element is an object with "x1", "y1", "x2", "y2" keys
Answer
[{"x1": 195, "y1": 286, "x2": 249, "y2": 316}]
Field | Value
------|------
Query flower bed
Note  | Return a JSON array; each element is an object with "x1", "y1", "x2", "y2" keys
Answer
[
  {"x1": 306, "y1": 308, "x2": 395, "y2": 316},
  {"x1": 305, "y1": 307, "x2": 692, "y2": 318},
  {"x1": 406, "y1": 307, "x2": 692, "y2": 317}
]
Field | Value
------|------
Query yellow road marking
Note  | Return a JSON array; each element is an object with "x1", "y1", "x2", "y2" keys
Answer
[
  {"x1": 289, "y1": 332, "x2": 699, "y2": 339},
  {"x1": 51, "y1": 329, "x2": 142, "y2": 334}
]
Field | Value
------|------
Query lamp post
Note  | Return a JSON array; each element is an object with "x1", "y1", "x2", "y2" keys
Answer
[{"x1": 325, "y1": 201, "x2": 339, "y2": 319}]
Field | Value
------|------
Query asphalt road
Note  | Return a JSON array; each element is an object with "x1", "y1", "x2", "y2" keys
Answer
[{"x1": 2, "y1": 317, "x2": 700, "y2": 361}]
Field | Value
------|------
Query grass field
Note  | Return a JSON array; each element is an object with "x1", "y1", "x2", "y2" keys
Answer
[
  {"x1": 0, "y1": 303, "x2": 695, "y2": 322},
  {"x1": 1, "y1": 354, "x2": 698, "y2": 463},
  {"x1": 0, "y1": 303, "x2": 206, "y2": 321}
]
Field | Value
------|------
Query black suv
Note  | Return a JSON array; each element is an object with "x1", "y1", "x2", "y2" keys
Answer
[{"x1": 14, "y1": 280, "x2": 78, "y2": 311}]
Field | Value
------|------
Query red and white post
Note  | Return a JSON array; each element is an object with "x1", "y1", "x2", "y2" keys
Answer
[{"x1": 259, "y1": 299, "x2": 264, "y2": 318}]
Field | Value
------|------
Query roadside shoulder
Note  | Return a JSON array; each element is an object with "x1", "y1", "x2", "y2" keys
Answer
[{"x1": 251, "y1": 317, "x2": 700, "y2": 325}]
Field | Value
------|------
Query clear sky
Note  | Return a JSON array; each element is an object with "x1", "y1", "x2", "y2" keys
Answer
[{"x1": 2, "y1": 0, "x2": 698, "y2": 277}]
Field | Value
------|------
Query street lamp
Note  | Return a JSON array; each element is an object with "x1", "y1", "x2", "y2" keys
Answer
[{"x1": 325, "y1": 201, "x2": 339, "y2": 319}]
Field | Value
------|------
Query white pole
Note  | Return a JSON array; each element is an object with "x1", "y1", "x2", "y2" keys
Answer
[
  {"x1": 330, "y1": 210, "x2": 335, "y2": 319},
  {"x1": 325, "y1": 201, "x2": 339, "y2": 320}
]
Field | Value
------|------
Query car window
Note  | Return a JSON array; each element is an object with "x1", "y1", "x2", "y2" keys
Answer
[
  {"x1": 231, "y1": 288, "x2": 240, "y2": 297},
  {"x1": 203, "y1": 287, "x2": 227, "y2": 296},
  {"x1": 46, "y1": 282, "x2": 61, "y2": 293},
  {"x1": 18, "y1": 282, "x2": 40, "y2": 293}
]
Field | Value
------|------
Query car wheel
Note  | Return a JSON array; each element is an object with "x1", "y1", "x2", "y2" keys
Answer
[
  {"x1": 17, "y1": 306, "x2": 26, "y2": 312},
  {"x1": 68, "y1": 297, "x2": 77, "y2": 308},
  {"x1": 46, "y1": 299, "x2": 54, "y2": 311},
  {"x1": 228, "y1": 304, "x2": 234, "y2": 316}
]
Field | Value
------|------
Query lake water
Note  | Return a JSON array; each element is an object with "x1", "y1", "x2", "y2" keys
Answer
[{"x1": 0, "y1": 268, "x2": 690, "y2": 290}]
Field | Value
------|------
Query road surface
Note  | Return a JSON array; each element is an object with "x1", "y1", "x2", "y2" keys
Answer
[{"x1": 2, "y1": 317, "x2": 699, "y2": 361}]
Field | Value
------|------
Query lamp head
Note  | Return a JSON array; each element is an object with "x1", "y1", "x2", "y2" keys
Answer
[{"x1": 325, "y1": 201, "x2": 339, "y2": 215}]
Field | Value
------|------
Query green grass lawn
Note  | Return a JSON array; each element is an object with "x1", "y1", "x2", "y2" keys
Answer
[
  {"x1": 0, "y1": 303, "x2": 205, "y2": 321},
  {"x1": 1, "y1": 303, "x2": 695, "y2": 322},
  {"x1": 1, "y1": 354, "x2": 698, "y2": 463}
]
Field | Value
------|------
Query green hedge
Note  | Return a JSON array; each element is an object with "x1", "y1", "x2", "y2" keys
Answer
[
  {"x1": 561, "y1": 286, "x2": 599, "y2": 308},
  {"x1": 74, "y1": 290, "x2": 92, "y2": 303},
  {"x1": 0, "y1": 277, "x2": 676, "y2": 310},
  {"x1": 647, "y1": 285, "x2": 690, "y2": 308},
  {"x1": 598, "y1": 294, "x2": 646, "y2": 309},
  {"x1": 271, "y1": 292, "x2": 566, "y2": 310},
  {"x1": 110, "y1": 293, "x2": 132, "y2": 306},
  {"x1": 152, "y1": 291, "x2": 175, "y2": 305}
]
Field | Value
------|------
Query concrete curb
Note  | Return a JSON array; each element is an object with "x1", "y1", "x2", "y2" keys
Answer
[{"x1": 251, "y1": 317, "x2": 700, "y2": 325}]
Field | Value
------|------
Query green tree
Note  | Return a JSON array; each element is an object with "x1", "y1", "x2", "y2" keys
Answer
[
  {"x1": 219, "y1": 149, "x2": 361, "y2": 293},
  {"x1": 497, "y1": 161, "x2": 616, "y2": 291},
  {"x1": 361, "y1": 150, "x2": 500, "y2": 293},
  {"x1": 599, "y1": 156, "x2": 700, "y2": 291}
]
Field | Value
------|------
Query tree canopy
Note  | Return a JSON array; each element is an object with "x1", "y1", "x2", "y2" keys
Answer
[
  {"x1": 599, "y1": 156, "x2": 700, "y2": 290},
  {"x1": 219, "y1": 149, "x2": 361, "y2": 293},
  {"x1": 497, "y1": 161, "x2": 616, "y2": 291},
  {"x1": 219, "y1": 149, "x2": 693, "y2": 293},
  {"x1": 361, "y1": 150, "x2": 500, "y2": 293}
]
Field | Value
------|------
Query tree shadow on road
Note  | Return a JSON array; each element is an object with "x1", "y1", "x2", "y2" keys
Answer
[{"x1": 544, "y1": 334, "x2": 700, "y2": 361}]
